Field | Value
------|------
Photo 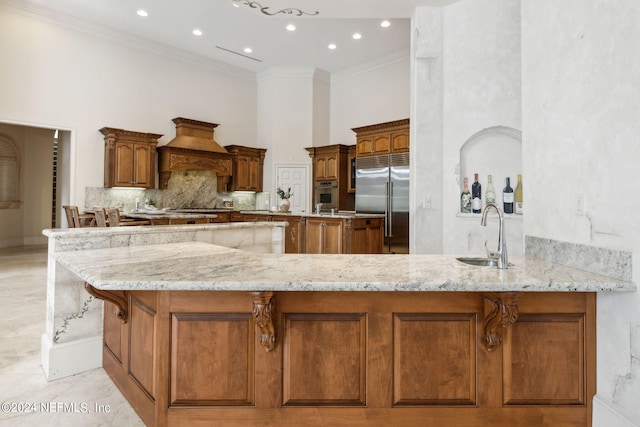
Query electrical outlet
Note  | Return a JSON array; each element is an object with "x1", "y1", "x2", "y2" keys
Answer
[{"x1": 576, "y1": 194, "x2": 586, "y2": 215}]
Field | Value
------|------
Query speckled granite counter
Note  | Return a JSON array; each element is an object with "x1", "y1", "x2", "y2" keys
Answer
[
  {"x1": 240, "y1": 210, "x2": 387, "y2": 219},
  {"x1": 53, "y1": 241, "x2": 635, "y2": 293}
]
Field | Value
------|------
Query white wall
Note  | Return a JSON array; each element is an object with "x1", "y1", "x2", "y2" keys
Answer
[
  {"x1": 0, "y1": 7, "x2": 257, "y2": 213},
  {"x1": 522, "y1": 0, "x2": 640, "y2": 424},
  {"x1": 330, "y1": 54, "x2": 410, "y2": 146},
  {"x1": 412, "y1": 0, "x2": 522, "y2": 256},
  {"x1": 257, "y1": 69, "x2": 329, "y2": 210}
]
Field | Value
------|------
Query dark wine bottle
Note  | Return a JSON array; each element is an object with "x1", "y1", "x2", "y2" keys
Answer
[
  {"x1": 503, "y1": 177, "x2": 514, "y2": 214},
  {"x1": 471, "y1": 173, "x2": 482, "y2": 213}
]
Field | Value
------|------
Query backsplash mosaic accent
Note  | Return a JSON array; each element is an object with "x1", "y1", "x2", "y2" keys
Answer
[{"x1": 525, "y1": 236, "x2": 632, "y2": 281}]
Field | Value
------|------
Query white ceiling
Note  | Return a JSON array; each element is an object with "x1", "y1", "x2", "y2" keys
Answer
[{"x1": 2, "y1": 0, "x2": 457, "y2": 74}]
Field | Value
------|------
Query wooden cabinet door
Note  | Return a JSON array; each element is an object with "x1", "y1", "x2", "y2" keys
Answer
[
  {"x1": 132, "y1": 144, "x2": 152, "y2": 187},
  {"x1": 366, "y1": 219, "x2": 384, "y2": 253},
  {"x1": 305, "y1": 219, "x2": 323, "y2": 254},
  {"x1": 372, "y1": 134, "x2": 391, "y2": 155},
  {"x1": 114, "y1": 142, "x2": 135, "y2": 186},
  {"x1": 235, "y1": 156, "x2": 251, "y2": 190},
  {"x1": 391, "y1": 130, "x2": 410, "y2": 153},
  {"x1": 356, "y1": 137, "x2": 373, "y2": 156},
  {"x1": 322, "y1": 219, "x2": 343, "y2": 254},
  {"x1": 248, "y1": 157, "x2": 261, "y2": 190},
  {"x1": 114, "y1": 142, "x2": 153, "y2": 187},
  {"x1": 314, "y1": 154, "x2": 339, "y2": 181}
]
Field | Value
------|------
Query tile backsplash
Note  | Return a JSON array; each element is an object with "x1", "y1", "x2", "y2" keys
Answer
[{"x1": 85, "y1": 170, "x2": 268, "y2": 211}]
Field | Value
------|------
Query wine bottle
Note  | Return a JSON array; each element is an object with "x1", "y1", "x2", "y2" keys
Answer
[
  {"x1": 485, "y1": 174, "x2": 496, "y2": 206},
  {"x1": 514, "y1": 174, "x2": 523, "y2": 214},
  {"x1": 503, "y1": 177, "x2": 514, "y2": 214},
  {"x1": 460, "y1": 177, "x2": 471, "y2": 213},
  {"x1": 471, "y1": 173, "x2": 482, "y2": 213}
]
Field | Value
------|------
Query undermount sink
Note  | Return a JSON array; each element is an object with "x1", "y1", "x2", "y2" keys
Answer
[{"x1": 456, "y1": 257, "x2": 499, "y2": 267}]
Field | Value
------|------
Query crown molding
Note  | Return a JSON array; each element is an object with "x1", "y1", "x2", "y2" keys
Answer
[{"x1": 331, "y1": 48, "x2": 410, "y2": 82}]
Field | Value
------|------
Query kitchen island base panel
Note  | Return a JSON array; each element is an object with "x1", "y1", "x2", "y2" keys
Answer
[{"x1": 101, "y1": 291, "x2": 595, "y2": 427}]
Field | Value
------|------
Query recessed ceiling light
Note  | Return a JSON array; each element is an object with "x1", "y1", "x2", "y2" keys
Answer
[
  {"x1": 233, "y1": 3, "x2": 240, "y2": 7},
  {"x1": 244, "y1": 47, "x2": 253, "y2": 54},
  {"x1": 136, "y1": 9, "x2": 148, "y2": 17},
  {"x1": 192, "y1": 28, "x2": 203, "y2": 36},
  {"x1": 380, "y1": 20, "x2": 391, "y2": 28},
  {"x1": 286, "y1": 24, "x2": 296, "y2": 32},
  {"x1": 352, "y1": 33, "x2": 362, "y2": 40},
  {"x1": 328, "y1": 43, "x2": 337, "y2": 50}
]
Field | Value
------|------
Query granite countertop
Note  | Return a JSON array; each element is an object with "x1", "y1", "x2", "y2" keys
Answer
[
  {"x1": 240, "y1": 210, "x2": 387, "y2": 219},
  {"x1": 123, "y1": 211, "x2": 218, "y2": 220},
  {"x1": 53, "y1": 241, "x2": 636, "y2": 293}
]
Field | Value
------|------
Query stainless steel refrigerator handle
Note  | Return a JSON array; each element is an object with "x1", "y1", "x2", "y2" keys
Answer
[
  {"x1": 387, "y1": 181, "x2": 393, "y2": 238},
  {"x1": 384, "y1": 181, "x2": 389, "y2": 237}
]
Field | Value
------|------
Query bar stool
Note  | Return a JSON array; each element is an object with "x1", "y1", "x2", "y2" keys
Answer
[
  {"x1": 93, "y1": 207, "x2": 109, "y2": 227},
  {"x1": 105, "y1": 208, "x2": 151, "y2": 226}
]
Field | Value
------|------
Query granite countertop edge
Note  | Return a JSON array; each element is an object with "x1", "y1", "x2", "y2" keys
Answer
[{"x1": 52, "y1": 241, "x2": 637, "y2": 294}]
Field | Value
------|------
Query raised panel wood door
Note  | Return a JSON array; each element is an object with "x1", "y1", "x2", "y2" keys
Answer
[
  {"x1": 322, "y1": 219, "x2": 343, "y2": 254},
  {"x1": 114, "y1": 142, "x2": 135, "y2": 186},
  {"x1": 372, "y1": 134, "x2": 391, "y2": 155},
  {"x1": 305, "y1": 218, "x2": 323, "y2": 254},
  {"x1": 315, "y1": 154, "x2": 338, "y2": 180},
  {"x1": 234, "y1": 156, "x2": 252, "y2": 190},
  {"x1": 356, "y1": 137, "x2": 373, "y2": 156},
  {"x1": 114, "y1": 142, "x2": 152, "y2": 187},
  {"x1": 391, "y1": 130, "x2": 410, "y2": 153},
  {"x1": 133, "y1": 144, "x2": 152, "y2": 187}
]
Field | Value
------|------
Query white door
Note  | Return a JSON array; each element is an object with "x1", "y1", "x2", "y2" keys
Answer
[{"x1": 276, "y1": 165, "x2": 309, "y2": 214}]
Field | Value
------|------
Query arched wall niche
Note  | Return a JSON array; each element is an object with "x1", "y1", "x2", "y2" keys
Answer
[{"x1": 459, "y1": 125, "x2": 522, "y2": 208}]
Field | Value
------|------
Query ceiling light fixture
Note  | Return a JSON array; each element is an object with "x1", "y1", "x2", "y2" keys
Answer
[
  {"x1": 231, "y1": 0, "x2": 318, "y2": 16},
  {"x1": 380, "y1": 20, "x2": 391, "y2": 28},
  {"x1": 244, "y1": 47, "x2": 253, "y2": 53},
  {"x1": 286, "y1": 24, "x2": 296, "y2": 32},
  {"x1": 136, "y1": 9, "x2": 148, "y2": 17},
  {"x1": 352, "y1": 33, "x2": 362, "y2": 40},
  {"x1": 192, "y1": 29, "x2": 203, "y2": 36},
  {"x1": 328, "y1": 43, "x2": 337, "y2": 50}
]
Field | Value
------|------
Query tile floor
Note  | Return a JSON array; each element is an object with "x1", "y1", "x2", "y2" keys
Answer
[{"x1": 0, "y1": 245, "x2": 144, "y2": 426}]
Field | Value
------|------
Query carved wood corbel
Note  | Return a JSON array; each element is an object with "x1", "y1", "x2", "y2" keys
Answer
[
  {"x1": 84, "y1": 283, "x2": 128, "y2": 323},
  {"x1": 482, "y1": 292, "x2": 520, "y2": 351},
  {"x1": 251, "y1": 292, "x2": 275, "y2": 352}
]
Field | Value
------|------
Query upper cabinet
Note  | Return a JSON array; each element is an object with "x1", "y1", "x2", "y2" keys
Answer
[
  {"x1": 313, "y1": 152, "x2": 339, "y2": 181},
  {"x1": 352, "y1": 118, "x2": 410, "y2": 157},
  {"x1": 223, "y1": 145, "x2": 267, "y2": 192},
  {"x1": 305, "y1": 144, "x2": 354, "y2": 210},
  {"x1": 100, "y1": 127, "x2": 162, "y2": 189}
]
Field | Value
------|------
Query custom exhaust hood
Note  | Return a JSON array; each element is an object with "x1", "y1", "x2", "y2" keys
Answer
[{"x1": 157, "y1": 117, "x2": 233, "y2": 190}]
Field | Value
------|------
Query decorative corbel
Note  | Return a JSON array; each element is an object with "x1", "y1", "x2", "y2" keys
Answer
[
  {"x1": 84, "y1": 282, "x2": 128, "y2": 323},
  {"x1": 251, "y1": 292, "x2": 275, "y2": 352},
  {"x1": 482, "y1": 292, "x2": 520, "y2": 351}
]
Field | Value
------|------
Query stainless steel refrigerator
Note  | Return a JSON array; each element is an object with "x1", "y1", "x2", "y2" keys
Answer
[{"x1": 355, "y1": 153, "x2": 409, "y2": 253}]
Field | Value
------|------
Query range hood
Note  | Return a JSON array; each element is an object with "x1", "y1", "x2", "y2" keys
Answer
[{"x1": 157, "y1": 117, "x2": 232, "y2": 190}]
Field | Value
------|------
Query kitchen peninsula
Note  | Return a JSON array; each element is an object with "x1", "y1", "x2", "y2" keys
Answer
[{"x1": 43, "y1": 224, "x2": 635, "y2": 427}]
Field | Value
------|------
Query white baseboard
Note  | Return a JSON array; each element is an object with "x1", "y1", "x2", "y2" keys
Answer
[
  {"x1": 40, "y1": 334, "x2": 103, "y2": 381},
  {"x1": 593, "y1": 394, "x2": 640, "y2": 427}
]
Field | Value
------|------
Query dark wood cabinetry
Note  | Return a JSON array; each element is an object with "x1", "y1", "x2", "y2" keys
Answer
[
  {"x1": 103, "y1": 290, "x2": 595, "y2": 427},
  {"x1": 305, "y1": 217, "x2": 343, "y2": 254},
  {"x1": 352, "y1": 118, "x2": 410, "y2": 157},
  {"x1": 271, "y1": 215, "x2": 305, "y2": 254},
  {"x1": 223, "y1": 145, "x2": 267, "y2": 192},
  {"x1": 305, "y1": 144, "x2": 354, "y2": 210},
  {"x1": 100, "y1": 127, "x2": 162, "y2": 189}
]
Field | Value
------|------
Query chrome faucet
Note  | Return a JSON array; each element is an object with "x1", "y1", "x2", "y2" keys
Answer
[
  {"x1": 315, "y1": 203, "x2": 323, "y2": 215},
  {"x1": 481, "y1": 203, "x2": 508, "y2": 269}
]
